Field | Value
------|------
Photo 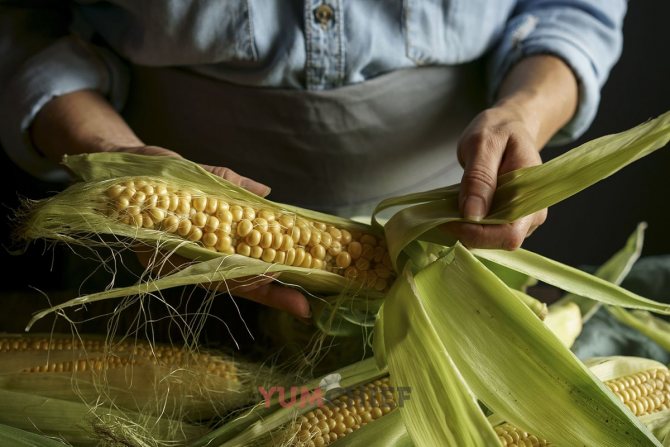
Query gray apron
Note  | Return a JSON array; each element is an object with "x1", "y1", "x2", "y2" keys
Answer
[{"x1": 123, "y1": 64, "x2": 486, "y2": 217}]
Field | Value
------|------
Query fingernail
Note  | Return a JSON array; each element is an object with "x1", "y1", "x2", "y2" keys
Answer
[
  {"x1": 464, "y1": 195, "x2": 486, "y2": 221},
  {"x1": 242, "y1": 179, "x2": 271, "y2": 197}
]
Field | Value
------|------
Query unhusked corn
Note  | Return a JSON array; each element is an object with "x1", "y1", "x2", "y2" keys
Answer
[
  {"x1": 281, "y1": 365, "x2": 670, "y2": 447},
  {"x1": 105, "y1": 179, "x2": 396, "y2": 291}
]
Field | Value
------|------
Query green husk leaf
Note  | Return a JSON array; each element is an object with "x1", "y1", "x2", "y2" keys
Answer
[
  {"x1": 606, "y1": 308, "x2": 670, "y2": 352},
  {"x1": 472, "y1": 247, "x2": 670, "y2": 314},
  {"x1": 190, "y1": 358, "x2": 385, "y2": 447},
  {"x1": 330, "y1": 409, "x2": 412, "y2": 447},
  {"x1": 544, "y1": 301, "x2": 583, "y2": 348},
  {"x1": 584, "y1": 356, "x2": 667, "y2": 382},
  {"x1": 378, "y1": 111, "x2": 670, "y2": 268},
  {"x1": 378, "y1": 265, "x2": 499, "y2": 446},
  {"x1": 552, "y1": 222, "x2": 647, "y2": 322},
  {"x1": 412, "y1": 243, "x2": 660, "y2": 446},
  {"x1": 0, "y1": 424, "x2": 68, "y2": 447}
]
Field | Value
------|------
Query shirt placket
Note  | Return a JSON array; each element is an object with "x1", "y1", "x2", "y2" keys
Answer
[{"x1": 304, "y1": 0, "x2": 345, "y2": 90}]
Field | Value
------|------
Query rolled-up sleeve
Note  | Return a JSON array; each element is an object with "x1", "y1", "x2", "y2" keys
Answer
[
  {"x1": 0, "y1": 4, "x2": 129, "y2": 181},
  {"x1": 489, "y1": 0, "x2": 626, "y2": 145}
]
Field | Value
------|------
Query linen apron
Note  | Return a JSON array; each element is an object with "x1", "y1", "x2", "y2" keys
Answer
[{"x1": 123, "y1": 64, "x2": 486, "y2": 217}]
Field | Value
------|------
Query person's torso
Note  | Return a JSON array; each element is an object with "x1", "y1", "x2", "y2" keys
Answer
[{"x1": 75, "y1": 0, "x2": 516, "y2": 90}]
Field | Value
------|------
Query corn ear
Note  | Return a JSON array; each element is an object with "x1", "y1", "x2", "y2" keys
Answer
[
  {"x1": 17, "y1": 153, "x2": 394, "y2": 329},
  {"x1": 0, "y1": 334, "x2": 251, "y2": 420}
]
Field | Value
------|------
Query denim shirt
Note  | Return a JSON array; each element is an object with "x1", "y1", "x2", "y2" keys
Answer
[{"x1": 0, "y1": 0, "x2": 626, "y2": 180}]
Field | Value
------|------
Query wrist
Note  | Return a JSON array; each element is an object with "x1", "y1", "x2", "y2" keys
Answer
[
  {"x1": 495, "y1": 55, "x2": 578, "y2": 147},
  {"x1": 30, "y1": 90, "x2": 143, "y2": 163}
]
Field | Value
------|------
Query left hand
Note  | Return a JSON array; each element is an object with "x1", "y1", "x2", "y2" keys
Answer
[{"x1": 442, "y1": 100, "x2": 547, "y2": 250}]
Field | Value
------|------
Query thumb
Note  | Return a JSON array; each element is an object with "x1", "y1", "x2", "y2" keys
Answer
[{"x1": 458, "y1": 138, "x2": 506, "y2": 221}]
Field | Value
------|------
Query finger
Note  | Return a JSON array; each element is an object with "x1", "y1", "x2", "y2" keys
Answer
[
  {"x1": 237, "y1": 283, "x2": 311, "y2": 319},
  {"x1": 457, "y1": 132, "x2": 508, "y2": 221},
  {"x1": 442, "y1": 215, "x2": 535, "y2": 250},
  {"x1": 202, "y1": 165, "x2": 271, "y2": 197}
]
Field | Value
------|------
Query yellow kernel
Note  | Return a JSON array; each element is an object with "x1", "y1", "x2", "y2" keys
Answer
[
  {"x1": 115, "y1": 197, "x2": 130, "y2": 211},
  {"x1": 250, "y1": 245, "x2": 263, "y2": 259},
  {"x1": 141, "y1": 213, "x2": 154, "y2": 229},
  {"x1": 177, "y1": 219, "x2": 192, "y2": 237},
  {"x1": 217, "y1": 209, "x2": 233, "y2": 224},
  {"x1": 192, "y1": 196, "x2": 207, "y2": 212},
  {"x1": 258, "y1": 209, "x2": 276, "y2": 221},
  {"x1": 348, "y1": 241, "x2": 362, "y2": 260},
  {"x1": 311, "y1": 258, "x2": 323, "y2": 270},
  {"x1": 314, "y1": 222, "x2": 327, "y2": 231},
  {"x1": 162, "y1": 215, "x2": 179, "y2": 232},
  {"x1": 275, "y1": 251, "x2": 286, "y2": 264},
  {"x1": 294, "y1": 248, "x2": 306, "y2": 266},
  {"x1": 291, "y1": 226, "x2": 302, "y2": 243},
  {"x1": 321, "y1": 232, "x2": 332, "y2": 248},
  {"x1": 188, "y1": 227, "x2": 203, "y2": 242},
  {"x1": 168, "y1": 193, "x2": 180, "y2": 212},
  {"x1": 262, "y1": 248, "x2": 277, "y2": 263},
  {"x1": 281, "y1": 234, "x2": 295, "y2": 251},
  {"x1": 147, "y1": 208, "x2": 166, "y2": 223},
  {"x1": 243, "y1": 206, "x2": 256, "y2": 220},
  {"x1": 341, "y1": 229, "x2": 352, "y2": 244},
  {"x1": 311, "y1": 244, "x2": 326, "y2": 260},
  {"x1": 205, "y1": 216, "x2": 220, "y2": 233},
  {"x1": 237, "y1": 219, "x2": 254, "y2": 237},
  {"x1": 205, "y1": 197, "x2": 219, "y2": 214},
  {"x1": 336, "y1": 252, "x2": 352, "y2": 269},
  {"x1": 215, "y1": 235, "x2": 233, "y2": 252},
  {"x1": 271, "y1": 233, "x2": 284, "y2": 250},
  {"x1": 253, "y1": 217, "x2": 269, "y2": 232},
  {"x1": 268, "y1": 220, "x2": 281, "y2": 233},
  {"x1": 107, "y1": 184, "x2": 126, "y2": 198},
  {"x1": 237, "y1": 242, "x2": 251, "y2": 257},
  {"x1": 230, "y1": 205, "x2": 243, "y2": 221},
  {"x1": 131, "y1": 191, "x2": 146, "y2": 203},
  {"x1": 328, "y1": 227, "x2": 342, "y2": 240},
  {"x1": 246, "y1": 229, "x2": 262, "y2": 246},
  {"x1": 156, "y1": 194, "x2": 170, "y2": 209},
  {"x1": 309, "y1": 230, "x2": 322, "y2": 246},
  {"x1": 278, "y1": 214, "x2": 295, "y2": 229},
  {"x1": 202, "y1": 232, "x2": 218, "y2": 247},
  {"x1": 299, "y1": 226, "x2": 312, "y2": 246},
  {"x1": 176, "y1": 199, "x2": 191, "y2": 215},
  {"x1": 300, "y1": 253, "x2": 313, "y2": 268},
  {"x1": 286, "y1": 248, "x2": 296, "y2": 265},
  {"x1": 260, "y1": 231, "x2": 273, "y2": 249}
]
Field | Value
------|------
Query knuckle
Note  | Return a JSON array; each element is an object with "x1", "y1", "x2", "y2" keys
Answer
[
  {"x1": 503, "y1": 228, "x2": 526, "y2": 251},
  {"x1": 462, "y1": 167, "x2": 497, "y2": 190}
]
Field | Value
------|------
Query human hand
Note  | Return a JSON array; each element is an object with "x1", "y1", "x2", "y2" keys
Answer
[
  {"x1": 109, "y1": 145, "x2": 272, "y2": 197},
  {"x1": 115, "y1": 146, "x2": 310, "y2": 319},
  {"x1": 442, "y1": 101, "x2": 547, "y2": 250}
]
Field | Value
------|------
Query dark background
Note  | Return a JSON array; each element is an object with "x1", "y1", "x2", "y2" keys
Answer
[{"x1": 0, "y1": 2, "x2": 668, "y2": 320}]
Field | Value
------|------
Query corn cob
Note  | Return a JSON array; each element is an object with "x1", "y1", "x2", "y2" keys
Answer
[
  {"x1": 278, "y1": 377, "x2": 397, "y2": 447},
  {"x1": 277, "y1": 364, "x2": 670, "y2": 447},
  {"x1": 0, "y1": 334, "x2": 247, "y2": 420},
  {"x1": 105, "y1": 178, "x2": 395, "y2": 292}
]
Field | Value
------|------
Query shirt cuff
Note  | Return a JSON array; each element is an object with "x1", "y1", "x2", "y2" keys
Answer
[
  {"x1": 489, "y1": 9, "x2": 621, "y2": 146},
  {"x1": 0, "y1": 36, "x2": 128, "y2": 181}
]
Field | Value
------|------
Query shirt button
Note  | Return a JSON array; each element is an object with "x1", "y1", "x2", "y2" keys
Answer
[{"x1": 314, "y1": 4, "x2": 334, "y2": 26}]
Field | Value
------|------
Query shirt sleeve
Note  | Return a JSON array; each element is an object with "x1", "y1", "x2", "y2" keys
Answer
[
  {"x1": 488, "y1": 0, "x2": 626, "y2": 145},
  {"x1": 0, "y1": 4, "x2": 129, "y2": 181}
]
